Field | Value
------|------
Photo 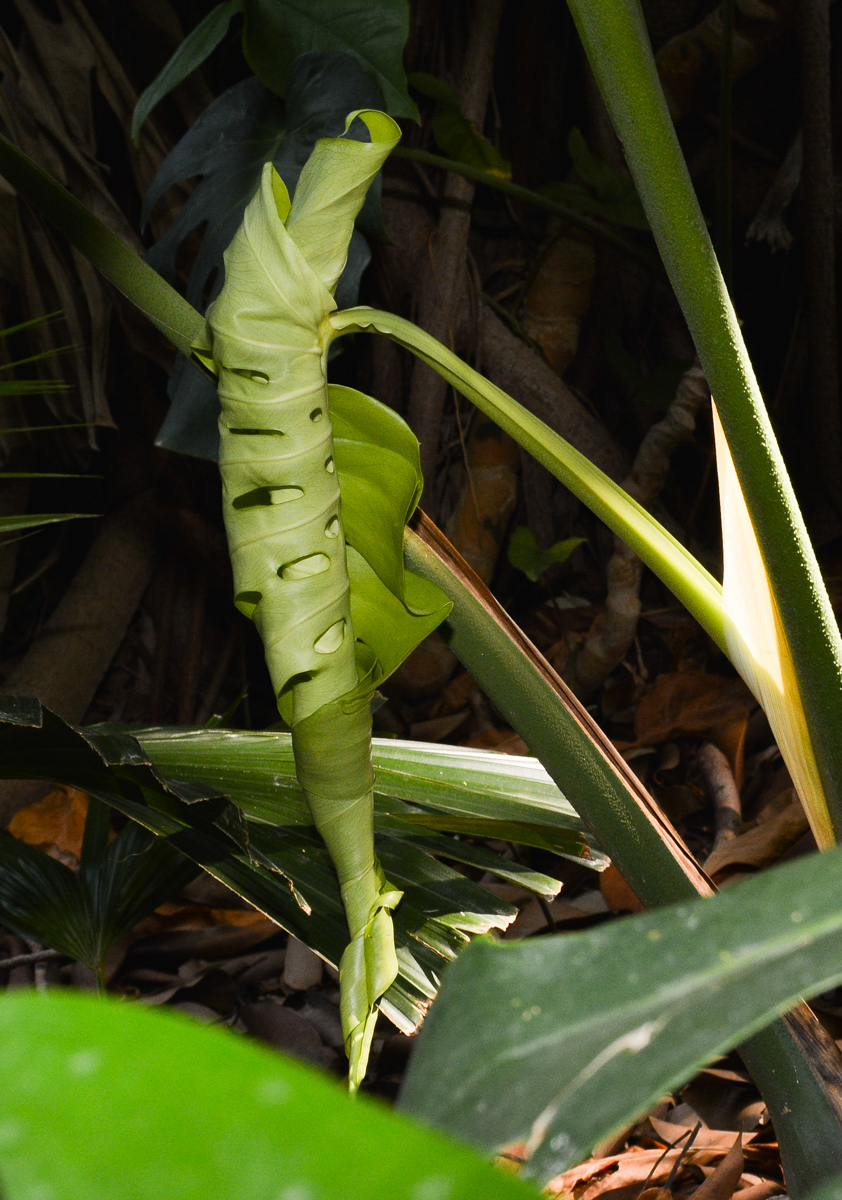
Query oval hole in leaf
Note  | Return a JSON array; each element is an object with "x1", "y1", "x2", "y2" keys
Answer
[
  {"x1": 234, "y1": 590, "x2": 262, "y2": 618},
  {"x1": 279, "y1": 553, "x2": 330, "y2": 580},
  {"x1": 325, "y1": 457, "x2": 335, "y2": 474},
  {"x1": 314, "y1": 619, "x2": 346, "y2": 654},
  {"x1": 228, "y1": 428, "x2": 285, "y2": 436},
  {"x1": 230, "y1": 368, "x2": 269, "y2": 385},
  {"x1": 325, "y1": 516, "x2": 340, "y2": 538},
  {"x1": 310, "y1": 408, "x2": 324, "y2": 422},
  {"x1": 233, "y1": 486, "x2": 304, "y2": 510}
]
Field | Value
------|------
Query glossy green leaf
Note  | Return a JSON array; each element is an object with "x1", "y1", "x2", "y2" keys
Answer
[
  {"x1": 133, "y1": 727, "x2": 603, "y2": 867},
  {"x1": 0, "y1": 816, "x2": 196, "y2": 975},
  {"x1": 400, "y1": 841, "x2": 842, "y2": 1182},
  {"x1": 0, "y1": 989, "x2": 539, "y2": 1200},
  {"x1": 242, "y1": 0, "x2": 416, "y2": 119},
  {"x1": 132, "y1": 0, "x2": 243, "y2": 141},
  {"x1": 410, "y1": 73, "x2": 511, "y2": 178}
]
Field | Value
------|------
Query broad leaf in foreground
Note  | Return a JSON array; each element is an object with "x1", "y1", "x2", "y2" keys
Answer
[
  {"x1": 0, "y1": 990, "x2": 537, "y2": 1200},
  {"x1": 400, "y1": 840, "x2": 842, "y2": 1181}
]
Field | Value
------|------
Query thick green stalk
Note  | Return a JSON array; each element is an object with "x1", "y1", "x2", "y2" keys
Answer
[
  {"x1": 566, "y1": 0, "x2": 842, "y2": 844},
  {"x1": 330, "y1": 307, "x2": 726, "y2": 651}
]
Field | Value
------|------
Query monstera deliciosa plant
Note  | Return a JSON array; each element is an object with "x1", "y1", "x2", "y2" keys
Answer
[{"x1": 6, "y1": 0, "x2": 842, "y2": 1197}]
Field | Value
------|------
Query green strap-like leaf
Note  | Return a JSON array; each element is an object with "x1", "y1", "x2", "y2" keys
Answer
[{"x1": 132, "y1": 0, "x2": 243, "y2": 142}]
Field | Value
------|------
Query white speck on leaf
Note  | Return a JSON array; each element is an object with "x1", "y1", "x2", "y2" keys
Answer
[
  {"x1": 67, "y1": 1049, "x2": 100, "y2": 1077},
  {"x1": 410, "y1": 1177, "x2": 454, "y2": 1200},
  {"x1": 256, "y1": 1077, "x2": 291, "y2": 1106}
]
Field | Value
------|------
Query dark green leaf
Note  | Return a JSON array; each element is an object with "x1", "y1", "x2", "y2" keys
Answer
[
  {"x1": 0, "y1": 989, "x2": 538, "y2": 1199},
  {"x1": 410, "y1": 73, "x2": 511, "y2": 177},
  {"x1": 144, "y1": 54, "x2": 383, "y2": 460},
  {"x1": 132, "y1": 0, "x2": 243, "y2": 142},
  {"x1": 400, "y1": 841, "x2": 842, "y2": 1181},
  {"x1": 242, "y1": 0, "x2": 416, "y2": 119},
  {"x1": 0, "y1": 818, "x2": 196, "y2": 973},
  {"x1": 0, "y1": 514, "x2": 94, "y2": 534}
]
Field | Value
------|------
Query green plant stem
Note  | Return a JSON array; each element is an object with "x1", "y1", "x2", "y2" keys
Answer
[
  {"x1": 565, "y1": 0, "x2": 842, "y2": 846},
  {"x1": 331, "y1": 306, "x2": 726, "y2": 652},
  {"x1": 391, "y1": 145, "x2": 661, "y2": 272}
]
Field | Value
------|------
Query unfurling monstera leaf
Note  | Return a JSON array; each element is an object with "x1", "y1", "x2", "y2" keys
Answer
[{"x1": 192, "y1": 109, "x2": 451, "y2": 1089}]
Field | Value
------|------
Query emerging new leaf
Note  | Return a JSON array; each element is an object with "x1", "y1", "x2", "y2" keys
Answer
[
  {"x1": 194, "y1": 110, "x2": 450, "y2": 1087},
  {"x1": 712, "y1": 403, "x2": 832, "y2": 849}
]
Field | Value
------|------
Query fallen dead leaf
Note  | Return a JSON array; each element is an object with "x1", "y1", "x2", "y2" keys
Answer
[
  {"x1": 691, "y1": 1135, "x2": 743, "y2": 1200},
  {"x1": 8, "y1": 785, "x2": 90, "y2": 865},
  {"x1": 633, "y1": 670, "x2": 753, "y2": 784},
  {"x1": 465, "y1": 728, "x2": 530, "y2": 754},
  {"x1": 703, "y1": 791, "x2": 809, "y2": 877}
]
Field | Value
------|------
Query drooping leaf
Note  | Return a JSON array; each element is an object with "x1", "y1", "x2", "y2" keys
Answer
[
  {"x1": 132, "y1": 0, "x2": 244, "y2": 141},
  {"x1": 409, "y1": 73, "x2": 511, "y2": 178},
  {"x1": 400, "y1": 840, "x2": 842, "y2": 1181},
  {"x1": 330, "y1": 307, "x2": 726, "y2": 652},
  {"x1": 507, "y1": 526, "x2": 585, "y2": 583},
  {"x1": 242, "y1": 0, "x2": 416, "y2": 119},
  {"x1": 144, "y1": 54, "x2": 383, "y2": 459},
  {"x1": 0, "y1": 989, "x2": 538, "y2": 1200},
  {"x1": 0, "y1": 695, "x2": 556, "y2": 1033}
]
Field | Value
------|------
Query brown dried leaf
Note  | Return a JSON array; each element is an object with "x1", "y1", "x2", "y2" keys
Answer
[
  {"x1": 703, "y1": 791, "x2": 809, "y2": 877},
  {"x1": 634, "y1": 670, "x2": 753, "y2": 783},
  {"x1": 690, "y1": 1135, "x2": 743, "y2": 1200},
  {"x1": 7, "y1": 785, "x2": 89, "y2": 865}
]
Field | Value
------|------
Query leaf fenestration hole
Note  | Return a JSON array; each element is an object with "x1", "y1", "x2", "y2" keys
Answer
[
  {"x1": 228, "y1": 428, "x2": 284, "y2": 437},
  {"x1": 314, "y1": 619, "x2": 346, "y2": 654},
  {"x1": 310, "y1": 408, "x2": 323, "y2": 422},
  {"x1": 325, "y1": 457, "x2": 335, "y2": 473},
  {"x1": 279, "y1": 553, "x2": 330, "y2": 581},
  {"x1": 234, "y1": 590, "x2": 262, "y2": 618},
  {"x1": 325, "y1": 516, "x2": 340, "y2": 538},
  {"x1": 230, "y1": 368, "x2": 269, "y2": 385},
  {"x1": 232, "y1": 486, "x2": 304, "y2": 509}
]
